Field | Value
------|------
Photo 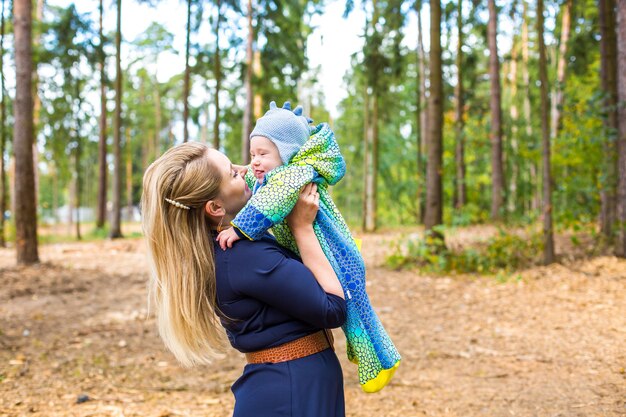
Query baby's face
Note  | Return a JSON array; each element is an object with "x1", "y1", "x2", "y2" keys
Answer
[{"x1": 250, "y1": 136, "x2": 283, "y2": 182}]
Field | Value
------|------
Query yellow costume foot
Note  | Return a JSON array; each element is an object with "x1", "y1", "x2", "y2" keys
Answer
[{"x1": 361, "y1": 360, "x2": 400, "y2": 393}]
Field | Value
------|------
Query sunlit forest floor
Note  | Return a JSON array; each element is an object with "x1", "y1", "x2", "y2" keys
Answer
[{"x1": 0, "y1": 226, "x2": 625, "y2": 417}]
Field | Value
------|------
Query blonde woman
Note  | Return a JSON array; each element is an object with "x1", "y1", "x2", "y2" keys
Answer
[{"x1": 141, "y1": 142, "x2": 347, "y2": 416}]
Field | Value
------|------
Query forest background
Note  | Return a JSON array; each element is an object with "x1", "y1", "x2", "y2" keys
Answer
[{"x1": 2, "y1": 0, "x2": 626, "y2": 270}]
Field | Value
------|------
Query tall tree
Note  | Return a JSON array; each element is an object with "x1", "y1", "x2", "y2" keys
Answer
[
  {"x1": 454, "y1": 0, "x2": 466, "y2": 209},
  {"x1": 13, "y1": 0, "x2": 39, "y2": 264},
  {"x1": 241, "y1": 0, "x2": 253, "y2": 163},
  {"x1": 31, "y1": 0, "x2": 44, "y2": 203},
  {"x1": 110, "y1": 0, "x2": 123, "y2": 238},
  {"x1": 537, "y1": 0, "x2": 554, "y2": 264},
  {"x1": 182, "y1": 0, "x2": 191, "y2": 143},
  {"x1": 416, "y1": 0, "x2": 427, "y2": 222},
  {"x1": 424, "y1": 0, "x2": 443, "y2": 237},
  {"x1": 0, "y1": 0, "x2": 6, "y2": 247},
  {"x1": 73, "y1": 82, "x2": 82, "y2": 241},
  {"x1": 617, "y1": 0, "x2": 626, "y2": 257},
  {"x1": 599, "y1": 0, "x2": 619, "y2": 239},
  {"x1": 362, "y1": 2, "x2": 381, "y2": 233},
  {"x1": 213, "y1": 0, "x2": 222, "y2": 149},
  {"x1": 508, "y1": 36, "x2": 520, "y2": 214},
  {"x1": 550, "y1": 0, "x2": 573, "y2": 140},
  {"x1": 487, "y1": 0, "x2": 504, "y2": 220},
  {"x1": 522, "y1": 0, "x2": 538, "y2": 212},
  {"x1": 96, "y1": 0, "x2": 107, "y2": 229}
]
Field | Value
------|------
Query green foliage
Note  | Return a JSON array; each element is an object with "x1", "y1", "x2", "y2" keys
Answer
[{"x1": 385, "y1": 228, "x2": 543, "y2": 275}]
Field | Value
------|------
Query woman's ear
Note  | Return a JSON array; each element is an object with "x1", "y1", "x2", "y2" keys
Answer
[{"x1": 204, "y1": 200, "x2": 226, "y2": 218}]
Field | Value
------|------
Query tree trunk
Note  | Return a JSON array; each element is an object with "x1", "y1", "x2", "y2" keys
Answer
[
  {"x1": 522, "y1": 1, "x2": 539, "y2": 213},
  {"x1": 0, "y1": 0, "x2": 6, "y2": 247},
  {"x1": 31, "y1": 0, "x2": 43, "y2": 207},
  {"x1": 417, "y1": 0, "x2": 427, "y2": 223},
  {"x1": 364, "y1": 93, "x2": 379, "y2": 232},
  {"x1": 617, "y1": 0, "x2": 626, "y2": 257},
  {"x1": 455, "y1": 0, "x2": 466, "y2": 209},
  {"x1": 126, "y1": 127, "x2": 132, "y2": 221},
  {"x1": 537, "y1": 0, "x2": 555, "y2": 264},
  {"x1": 508, "y1": 39, "x2": 519, "y2": 215},
  {"x1": 241, "y1": 0, "x2": 253, "y2": 164},
  {"x1": 74, "y1": 111, "x2": 81, "y2": 241},
  {"x1": 488, "y1": 0, "x2": 504, "y2": 220},
  {"x1": 415, "y1": 0, "x2": 422, "y2": 222},
  {"x1": 183, "y1": 0, "x2": 191, "y2": 143},
  {"x1": 599, "y1": 0, "x2": 619, "y2": 239},
  {"x1": 424, "y1": 0, "x2": 443, "y2": 237},
  {"x1": 51, "y1": 163, "x2": 58, "y2": 225},
  {"x1": 109, "y1": 0, "x2": 123, "y2": 239},
  {"x1": 153, "y1": 81, "x2": 161, "y2": 158},
  {"x1": 213, "y1": 0, "x2": 222, "y2": 149},
  {"x1": 362, "y1": 85, "x2": 370, "y2": 232},
  {"x1": 96, "y1": 0, "x2": 107, "y2": 229},
  {"x1": 550, "y1": 0, "x2": 573, "y2": 140},
  {"x1": 13, "y1": 0, "x2": 39, "y2": 264}
]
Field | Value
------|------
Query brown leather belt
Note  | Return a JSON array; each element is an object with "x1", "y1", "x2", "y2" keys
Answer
[{"x1": 245, "y1": 330, "x2": 334, "y2": 364}]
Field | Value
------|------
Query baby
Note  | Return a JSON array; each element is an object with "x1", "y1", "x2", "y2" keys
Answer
[{"x1": 216, "y1": 101, "x2": 400, "y2": 393}]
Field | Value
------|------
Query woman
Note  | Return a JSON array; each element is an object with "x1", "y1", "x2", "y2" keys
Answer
[{"x1": 141, "y1": 141, "x2": 347, "y2": 416}]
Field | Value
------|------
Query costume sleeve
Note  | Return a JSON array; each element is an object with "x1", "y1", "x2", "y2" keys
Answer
[
  {"x1": 229, "y1": 242, "x2": 347, "y2": 329},
  {"x1": 231, "y1": 164, "x2": 316, "y2": 240}
]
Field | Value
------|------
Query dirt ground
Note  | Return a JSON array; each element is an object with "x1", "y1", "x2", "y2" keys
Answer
[{"x1": 0, "y1": 227, "x2": 625, "y2": 417}]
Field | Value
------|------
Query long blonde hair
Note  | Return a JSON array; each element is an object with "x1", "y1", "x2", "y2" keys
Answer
[{"x1": 141, "y1": 141, "x2": 226, "y2": 366}]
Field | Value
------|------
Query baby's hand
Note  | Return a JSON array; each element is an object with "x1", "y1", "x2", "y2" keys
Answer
[{"x1": 216, "y1": 227, "x2": 241, "y2": 250}]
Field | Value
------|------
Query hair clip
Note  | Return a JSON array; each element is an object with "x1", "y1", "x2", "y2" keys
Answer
[{"x1": 164, "y1": 197, "x2": 190, "y2": 210}]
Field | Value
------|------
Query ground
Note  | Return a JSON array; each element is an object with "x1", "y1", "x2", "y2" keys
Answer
[{"x1": 0, "y1": 227, "x2": 625, "y2": 417}]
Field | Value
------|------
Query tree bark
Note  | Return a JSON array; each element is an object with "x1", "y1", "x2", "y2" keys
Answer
[
  {"x1": 241, "y1": 0, "x2": 253, "y2": 164},
  {"x1": 13, "y1": 0, "x2": 39, "y2": 264},
  {"x1": 599, "y1": 0, "x2": 619, "y2": 238},
  {"x1": 424, "y1": 0, "x2": 443, "y2": 237},
  {"x1": 508, "y1": 38, "x2": 519, "y2": 215},
  {"x1": 364, "y1": 93, "x2": 379, "y2": 232},
  {"x1": 417, "y1": 0, "x2": 427, "y2": 223},
  {"x1": 126, "y1": 127, "x2": 132, "y2": 220},
  {"x1": 455, "y1": 0, "x2": 466, "y2": 209},
  {"x1": 550, "y1": 0, "x2": 573, "y2": 140},
  {"x1": 153, "y1": 81, "x2": 161, "y2": 158},
  {"x1": 522, "y1": 1, "x2": 539, "y2": 213},
  {"x1": 109, "y1": 0, "x2": 123, "y2": 238},
  {"x1": 74, "y1": 91, "x2": 82, "y2": 241},
  {"x1": 616, "y1": 0, "x2": 626, "y2": 257},
  {"x1": 31, "y1": 0, "x2": 43, "y2": 206},
  {"x1": 183, "y1": 0, "x2": 191, "y2": 143},
  {"x1": 213, "y1": 0, "x2": 222, "y2": 149},
  {"x1": 415, "y1": 0, "x2": 423, "y2": 222},
  {"x1": 488, "y1": 0, "x2": 504, "y2": 220},
  {"x1": 0, "y1": 0, "x2": 6, "y2": 247},
  {"x1": 96, "y1": 0, "x2": 107, "y2": 229},
  {"x1": 537, "y1": 0, "x2": 555, "y2": 264},
  {"x1": 362, "y1": 85, "x2": 370, "y2": 232}
]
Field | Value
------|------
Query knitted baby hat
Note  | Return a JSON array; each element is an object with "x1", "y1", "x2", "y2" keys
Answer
[{"x1": 249, "y1": 101, "x2": 312, "y2": 164}]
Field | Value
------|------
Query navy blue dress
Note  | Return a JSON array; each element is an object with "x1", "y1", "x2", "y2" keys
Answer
[{"x1": 213, "y1": 232, "x2": 347, "y2": 417}]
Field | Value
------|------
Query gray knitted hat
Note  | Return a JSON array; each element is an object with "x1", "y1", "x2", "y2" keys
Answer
[{"x1": 250, "y1": 101, "x2": 312, "y2": 164}]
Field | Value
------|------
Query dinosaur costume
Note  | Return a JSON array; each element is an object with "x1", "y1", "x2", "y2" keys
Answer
[{"x1": 232, "y1": 120, "x2": 401, "y2": 393}]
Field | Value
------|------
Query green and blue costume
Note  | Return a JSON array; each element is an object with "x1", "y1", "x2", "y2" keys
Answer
[{"x1": 232, "y1": 122, "x2": 401, "y2": 392}]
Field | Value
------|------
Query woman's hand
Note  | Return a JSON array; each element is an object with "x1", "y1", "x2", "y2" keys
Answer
[{"x1": 287, "y1": 183, "x2": 319, "y2": 231}]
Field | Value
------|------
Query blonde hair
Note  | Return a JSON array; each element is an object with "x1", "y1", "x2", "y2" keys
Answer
[{"x1": 141, "y1": 141, "x2": 226, "y2": 366}]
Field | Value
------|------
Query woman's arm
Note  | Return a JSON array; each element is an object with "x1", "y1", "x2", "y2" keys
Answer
[{"x1": 287, "y1": 183, "x2": 344, "y2": 299}]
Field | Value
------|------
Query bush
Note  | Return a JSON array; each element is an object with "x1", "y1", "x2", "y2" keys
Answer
[{"x1": 386, "y1": 228, "x2": 543, "y2": 275}]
